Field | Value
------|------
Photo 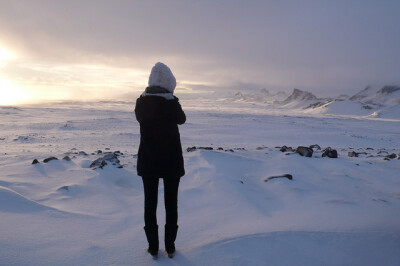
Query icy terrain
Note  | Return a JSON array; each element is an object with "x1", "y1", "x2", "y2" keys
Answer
[{"x1": 0, "y1": 96, "x2": 399, "y2": 265}]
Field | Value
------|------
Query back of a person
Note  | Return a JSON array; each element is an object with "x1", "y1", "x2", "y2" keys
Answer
[
  {"x1": 135, "y1": 93, "x2": 185, "y2": 178},
  {"x1": 134, "y1": 62, "x2": 186, "y2": 259}
]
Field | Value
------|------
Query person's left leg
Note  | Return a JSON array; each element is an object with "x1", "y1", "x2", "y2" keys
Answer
[
  {"x1": 163, "y1": 177, "x2": 181, "y2": 257},
  {"x1": 164, "y1": 177, "x2": 180, "y2": 227}
]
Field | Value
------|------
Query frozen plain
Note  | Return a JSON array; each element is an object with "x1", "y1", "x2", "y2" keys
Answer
[{"x1": 0, "y1": 96, "x2": 400, "y2": 265}]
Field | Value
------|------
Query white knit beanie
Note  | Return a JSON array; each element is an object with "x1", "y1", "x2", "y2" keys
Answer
[{"x1": 148, "y1": 62, "x2": 176, "y2": 93}]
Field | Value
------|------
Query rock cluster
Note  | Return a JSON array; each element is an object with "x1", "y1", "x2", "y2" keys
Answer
[
  {"x1": 187, "y1": 146, "x2": 246, "y2": 153},
  {"x1": 346, "y1": 148, "x2": 398, "y2": 161},
  {"x1": 278, "y1": 144, "x2": 335, "y2": 158},
  {"x1": 90, "y1": 152, "x2": 122, "y2": 169},
  {"x1": 32, "y1": 157, "x2": 62, "y2": 164},
  {"x1": 187, "y1": 146, "x2": 214, "y2": 152}
]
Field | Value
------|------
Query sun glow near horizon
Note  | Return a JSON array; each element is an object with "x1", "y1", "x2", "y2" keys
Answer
[
  {"x1": 0, "y1": 78, "x2": 32, "y2": 105},
  {"x1": 0, "y1": 44, "x2": 149, "y2": 105},
  {"x1": 0, "y1": 46, "x2": 30, "y2": 105},
  {"x1": 0, "y1": 46, "x2": 15, "y2": 67}
]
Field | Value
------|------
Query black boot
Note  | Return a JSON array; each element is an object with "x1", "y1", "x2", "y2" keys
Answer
[
  {"x1": 165, "y1": 225, "x2": 178, "y2": 258},
  {"x1": 144, "y1": 225, "x2": 159, "y2": 258}
]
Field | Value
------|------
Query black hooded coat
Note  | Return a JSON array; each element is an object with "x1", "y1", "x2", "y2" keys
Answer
[{"x1": 135, "y1": 91, "x2": 186, "y2": 178}]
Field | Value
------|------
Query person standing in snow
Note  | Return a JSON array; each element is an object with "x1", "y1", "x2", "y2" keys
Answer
[{"x1": 135, "y1": 62, "x2": 186, "y2": 258}]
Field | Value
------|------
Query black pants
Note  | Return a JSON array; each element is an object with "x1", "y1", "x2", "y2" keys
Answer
[{"x1": 142, "y1": 176, "x2": 180, "y2": 228}]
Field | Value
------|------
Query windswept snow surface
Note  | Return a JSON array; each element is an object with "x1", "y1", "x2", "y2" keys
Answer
[{"x1": 0, "y1": 99, "x2": 399, "y2": 265}]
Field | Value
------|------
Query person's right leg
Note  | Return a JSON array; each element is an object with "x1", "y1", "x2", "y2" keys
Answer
[{"x1": 142, "y1": 176, "x2": 159, "y2": 256}]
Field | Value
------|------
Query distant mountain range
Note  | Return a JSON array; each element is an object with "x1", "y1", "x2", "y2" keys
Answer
[{"x1": 232, "y1": 86, "x2": 400, "y2": 119}]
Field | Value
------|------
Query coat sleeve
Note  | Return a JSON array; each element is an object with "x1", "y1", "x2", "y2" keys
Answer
[
  {"x1": 134, "y1": 98, "x2": 142, "y2": 123},
  {"x1": 174, "y1": 98, "x2": 186, "y2": 125}
]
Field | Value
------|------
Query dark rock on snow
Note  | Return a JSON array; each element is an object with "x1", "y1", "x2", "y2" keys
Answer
[
  {"x1": 348, "y1": 151, "x2": 358, "y2": 157},
  {"x1": 322, "y1": 147, "x2": 338, "y2": 158},
  {"x1": 91, "y1": 159, "x2": 107, "y2": 169},
  {"x1": 32, "y1": 159, "x2": 39, "y2": 164},
  {"x1": 296, "y1": 146, "x2": 313, "y2": 157},
  {"x1": 264, "y1": 174, "x2": 293, "y2": 182},
  {"x1": 57, "y1": 186, "x2": 69, "y2": 191},
  {"x1": 385, "y1": 153, "x2": 397, "y2": 159},
  {"x1": 187, "y1": 146, "x2": 213, "y2": 152},
  {"x1": 79, "y1": 151, "x2": 88, "y2": 156},
  {"x1": 43, "y1": 157, "x2": 58, "y2": 163},
  {"x1": 362, "y1": 105, "x2": 373, "y2": 110},
  {"x1": 63, "y1": 156, "x2": 72, "y2": 161},
  {"x1": 280, "y1": 145, "x2": 294, "y2": 152},
  {"x1": 113, "y1": 151, "x2": 123, "y2": 156}
]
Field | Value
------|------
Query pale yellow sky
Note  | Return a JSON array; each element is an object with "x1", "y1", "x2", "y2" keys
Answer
[{"x1": 0, "y1": 44, "x2": 150, "y2": 104}]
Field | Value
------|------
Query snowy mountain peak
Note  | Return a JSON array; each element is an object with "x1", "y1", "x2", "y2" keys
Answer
[
  {"x1": 349, "y1": 86, "x2": 374, "y2": 101},
  {"x1": 376, "y1": 85, "x2": 400, "y2": 95},
  {"x1": 281, "y1": 88, "x2": 318, "y2": 104},
  {"x1": 335, "y1": 94, "x2": 350, "y2": 100},
  {"x1": 234, "y1": 92, "x2": 244, "y2": 98},
  {"x1": 229, "y1": 85, "x2": 399, "y2": 118},
  {"x1": 348, "y1": 85, "x2": 400, "y2": 107},
  {"x1": 260, "y1": 88, "x2": 271, "y2": 95}
]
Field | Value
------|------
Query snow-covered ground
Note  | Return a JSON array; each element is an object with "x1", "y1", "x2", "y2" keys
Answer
[{"x1": 0, "y1": 98, "x2": 399, "y2": 265}]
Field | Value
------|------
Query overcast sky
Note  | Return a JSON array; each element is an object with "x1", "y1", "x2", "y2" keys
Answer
[{"x1": 0, "y1": 0, "x2": 400, "y2": 103}]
